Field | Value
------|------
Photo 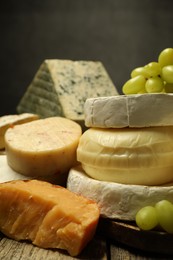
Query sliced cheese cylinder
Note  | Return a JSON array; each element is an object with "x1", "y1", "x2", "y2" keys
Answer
[
  {"x1": 84, "y1": 94, "x2": 173, "y2": 128},
  {"x1": 5, "y1": 117, "x2": 82, "y2": 179},
  {"x1": 67, "y1": 166, "x2": 173, "y2": 221},
  {"x1": 0, "y1": 113, "x2": 39, "y2": 149},
  {"x1": 0, "y1": 179, "x2": 100, "y2": 256},
  {"x1": 77, "y1": 127, "x2": 173, "y2": 185}
]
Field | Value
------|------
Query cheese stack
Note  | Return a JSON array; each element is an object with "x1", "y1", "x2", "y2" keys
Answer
[{"x1": 67, "y1": 94, "x2": 173, "y2": 220}]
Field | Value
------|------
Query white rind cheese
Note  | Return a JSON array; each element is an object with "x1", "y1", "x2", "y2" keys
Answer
[
  {"x1": 17, "y1": 60, "x2": 118, "y2": 129},
  {"x1": 84, "y1": 94, "x2": 173, "y2": 128},
  {"x1": 0, "y1": 155, "x2": 30, "y2": 183},
  {"x1": 67, "y1": 166, "x2": 173, "y2": 221}
]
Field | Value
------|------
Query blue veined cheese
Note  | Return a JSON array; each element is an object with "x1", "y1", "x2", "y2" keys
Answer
[
  {"x1": 17, "y1": 60, "x2": 118, "y2": 129},
  {"x1": 84, "y1": 93, "x2": 173, "y2": 128},
  {"x1": 67, "y1": 165, "x2": 173, "y2": 221}
]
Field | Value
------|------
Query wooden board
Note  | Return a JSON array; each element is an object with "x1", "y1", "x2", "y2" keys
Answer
[{"x1": 97, "y1": 218, "x2": 173, "y2": 256}]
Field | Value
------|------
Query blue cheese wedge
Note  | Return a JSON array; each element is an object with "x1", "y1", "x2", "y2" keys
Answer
[
  {"x1": 17, "y1": 60, "x2": 118, "y2": 129},
  {"x1": 84, "y1": 93, "x2": 173, "y2": 128}
]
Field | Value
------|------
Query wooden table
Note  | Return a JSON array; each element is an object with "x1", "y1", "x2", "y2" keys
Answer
[{"x1": 1, "y1": 231, "x2": 172, "y2": 260}]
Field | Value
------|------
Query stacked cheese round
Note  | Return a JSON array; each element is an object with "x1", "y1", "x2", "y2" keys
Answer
[
  {"x1": 4, "y1": 117, "x2": 82, "y2": 182},
  {"x1": 67, "y1": 94, "x2": 173, "y2": 220},
  {"x1": 77, "y1": 126, "x2": 173, "y2": 186},
  {"x1": 77, "y1": 94, "x2": 173, "y2": 186}
]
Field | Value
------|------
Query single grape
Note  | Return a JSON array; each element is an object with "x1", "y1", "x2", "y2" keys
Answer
[
  {"x1": 161, "y1": 65, "x2": 173, "y2": 83},
  {"x1": 122, "y1": 75, "x2": 146, "y2": 95},
  {"x1": 164, "y1": 82, "x2": 173, "y2": 93},
  {"x1": 155, "y1": 200, "x2": 173, "y2": 234},
  {"x1": 158, "y1": 48, "x2": 173, "y2": 67},
  {"x1": 135, "y1": 206, "x2": 158, "y2": 231},
  {"x1": 145, "y1": 62, "x2": 161, "y2": 77},
  {"x1": 131, "y1": 67, "x2": 150, "y2": 79},
  {"x1": 145, "y1": 76, "x2": 164, "y2": 93}
]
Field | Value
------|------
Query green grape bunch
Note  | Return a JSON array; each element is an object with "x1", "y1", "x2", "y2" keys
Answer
[
  {"x1": 135, "y1": 200, "x2": 173, "y2": 234},
  {"x1": 122, "y1": 48, "x2": 173, "y2": 94}
]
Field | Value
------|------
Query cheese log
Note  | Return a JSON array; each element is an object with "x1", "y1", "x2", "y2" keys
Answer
[
  {"x1": 0, "y1": 113, "x2": 39, "y2": 149},
  {"x1": 77, "y1": 127, "x2": 173, "y2": 185},
  {"x1": 5, "y1": 117, "x2": 82, "y2": 179},
  {"x1": 0, "y1": 179, "x2": 100, "y2": 256},
  {"x1": 84, "y1": 94, "x2": 173, "y2": 128},
  {"x1": 16, "y1": 60, "x2": 118, "y2": 130},
  {"x1": 67, "y1": 166, "x2": 173, "y2": 221}
]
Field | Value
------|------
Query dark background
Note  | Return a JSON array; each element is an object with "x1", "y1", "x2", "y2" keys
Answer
[{"x1": 1, "y1": 0, "x2": 173, "y2": 116}]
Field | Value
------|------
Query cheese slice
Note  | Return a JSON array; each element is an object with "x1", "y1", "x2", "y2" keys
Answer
[
  {"x1": 67, "y1": 165, "x2": 173, "y2": 221},
  {"x1": 0, "y1": 155, "x2": 30, "y2": 183},
  {"x1": 77, "y1": 127, "x2": 173, "y2": 185},
  {"x1": 5, "y1": 117, "x2": 82, "y2": 179},
  {"x1": 17, "y1": 60, "x2": 118, "y2": 130},
  {"x1": 84, "y1": 93, "x2": 173, "y2": 128},
  {"x1": 0, "y1": 179, "x2": 100, "y2": 256},
  {"x1": 0, "y1": 113, "x2": 39, "y2": 149}
]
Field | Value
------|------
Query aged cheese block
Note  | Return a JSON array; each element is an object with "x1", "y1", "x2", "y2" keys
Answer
[
  {"x1": 0, "y1": 179, "x2": 100, "y2": 256},
  {"x1": 67, "y1": 165, "x2": 173, "y2": 221},
  {"x1": 5, "y1": 117, "x2": 82, "y2": 179},
  {"x1": 0, "y1": 113, "x2": 39, "y2": 149},
  {"x1": 17, "y1": 59, "x2": 118, "y2": 129},
  {"x1": 84, "y1": 93, "x2": 173, "y2": 128},
  {"x1": 77, "y1": 127, "x2": 173, "y2": 185},
  {"x1": 0, "y1": 155, "x2": 30, "y2": 183}
]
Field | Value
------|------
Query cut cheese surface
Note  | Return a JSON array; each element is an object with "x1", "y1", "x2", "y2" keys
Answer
[
  {"x1": 5, "y1": 117, "x2": 82, "y2": 178},
  {"x1": 84, "y1": 94, "x2": 173, "y2": 128},
  {"x1": 67, "y1": 166, "x2": 173, "y2": 221},
  {"x1": 16, "y1": 59, "x2": 118, "y2": 130},
  {"x1": 0, "y1": 179, "x2": 100, "y2": 256},
  {"x1": 0, "y1": 113, "x2": 39, "y2": 149},
  {"x1": 77, "y1": 127, "x2": 173, "y2": 185}
]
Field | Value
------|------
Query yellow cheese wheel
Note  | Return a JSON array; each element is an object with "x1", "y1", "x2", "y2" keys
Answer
[
  {"x1": 77, "y1": 127, "x2": 173, "y2": 185},
  {"x1": 5, "y1": 117, "x2": 82, "y2": 178}
]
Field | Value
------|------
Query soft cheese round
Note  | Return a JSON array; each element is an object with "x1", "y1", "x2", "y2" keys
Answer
[
  {"x1": 84, "y1": 94, "x2": 173, "y2": 128},
  {"x1": 67, "y1": 166, "x2": 173, "y2": 221},
  {"x1": 77, "y1": 127, "x2": 173, "y2": 185},
  {"x1": 5, "y1": 117, "x2": 82, "y2": 178}
]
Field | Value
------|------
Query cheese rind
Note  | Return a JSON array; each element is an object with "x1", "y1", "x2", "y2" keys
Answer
[
  {"x1": 84, "y1": 94, "x2": 173, "y2": 128},
  {"x1": 77, "y1": 127, "x2": 173, "y2": 185},
  {"x1": 17, "y1": 60, "x2": 118, "y2": 129},
  {"x1": 0, "y1": 113, "x2": 39, "y2": 149},
  {"x1": 5, "y1": 117, "x2": 82, "y2": 179},
  {"x1": 67, "y1": 166, "x2": 173, "y2": 221}
]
